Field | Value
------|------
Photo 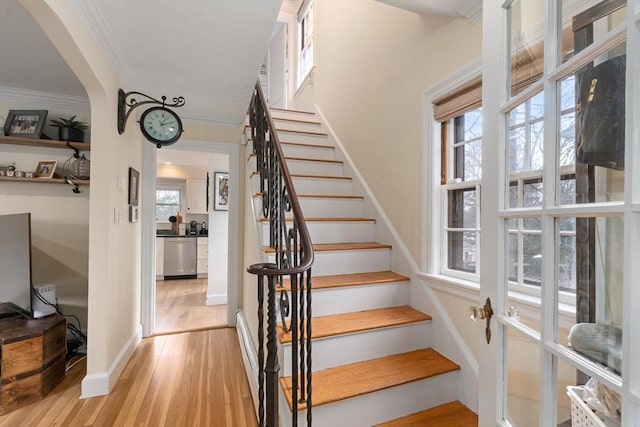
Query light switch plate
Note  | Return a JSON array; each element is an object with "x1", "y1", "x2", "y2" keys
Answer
[{"x1": 117, "y1": 176, "x2": 126, "y2": 192}]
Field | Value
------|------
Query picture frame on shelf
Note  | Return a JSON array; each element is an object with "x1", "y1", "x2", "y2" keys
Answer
[
  {"x1": 128, "y1": 167, "x2": 139, "y2": 206},
  {"x1": 214, "y1": 171, "x2": 229, "y2": 211},
  {"x1": 35, "y1": 160, "x2": 57, "y2": 179},
  {"x1": 3, "y1": 110, "x2": 48, "y2": 139}
]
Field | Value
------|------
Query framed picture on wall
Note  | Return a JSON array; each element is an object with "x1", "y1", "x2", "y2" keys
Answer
[
  {"x1": 214, "y1": 171, "x2": 229, "y2": 211},
  {"x1": 128, "y1": 167, "x2": 140, "y2": 206}
]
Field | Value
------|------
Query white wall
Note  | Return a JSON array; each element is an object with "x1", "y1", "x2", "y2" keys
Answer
[
  {"x1": 23, "y1": 0, "x2": 144, "y2": 398},
  {"x1": 207, "y1": 154, "x2": 229, "y2": 305},
  {"x1": 292, "y1": 0, "x2": 482, "y2": 265}
]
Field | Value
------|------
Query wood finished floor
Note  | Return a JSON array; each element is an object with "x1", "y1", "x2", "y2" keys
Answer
[
  {"x1": 0, "y1": 328, "x2": 258, "y2": 427},
  {"x1": 155, "y1": 278, "x2": 227, "y2": 335}
]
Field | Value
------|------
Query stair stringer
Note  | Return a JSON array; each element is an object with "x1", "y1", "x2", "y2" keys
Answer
[{"x1": 313, "y1": 104, "x2": 480, "y2": 412}]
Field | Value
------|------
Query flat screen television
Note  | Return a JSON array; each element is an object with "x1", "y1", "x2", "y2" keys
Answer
[{"x1": 0, "y1": 213, "x2": 33, "y2": 316}]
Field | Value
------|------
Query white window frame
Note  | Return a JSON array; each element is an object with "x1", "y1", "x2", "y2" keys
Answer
[
  {"x1": 296, "y1": 0, "x2": 314, "y2": 89},
  {"x1": 440, "y1": 112, "x2": 482, "y2": 283},
  {"x1": 155, "y1": 180, "x2": 184, "y2": 223}
]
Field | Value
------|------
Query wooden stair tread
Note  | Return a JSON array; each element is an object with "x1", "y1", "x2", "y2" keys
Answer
[
  {"x1": 263, "y1": 242, "x2": 391, "y2": 253},
  {"x1": 280, "y1": 348, "x2": 460, "y2": 410},
  {"x1": 277, "y1": 305, "x2": 430, "y2": 344},
  {"x1": 292, "y1": 173, "x2": 350, "y2": 180},
  {"x1": 259, "y1": 217, "x2": 375, "y2": 223},
  {"x1": 375, "y1": 401, "x2": 478, "y2": 426},
  {"x1": 281, "y1": 142, "x2": 330, "y2": 150},
  {"x1": 276, "y1": 128, "x2": 328, "y2": 137},
  {"x1": 285, "y1": 156, "x2": 342, "y2": 164},
  {"x1": 298, "y1": 194, "x2": 363, "y2": 199},
  {"x1": 249, "y1": 153, "x2": 342, "y2": 164},
  {"x1": 281, "y1": 271, "x2": 408, "y2": 291},
  {"x1": 254, "y1": 192, "x2": 362, "y2": 200},
  {"x1": 273, "y1": 117, "x2": 322, "y2": 126},
  {"x1": 270, "y1": 107, "x2": 316, "y2": 115}
]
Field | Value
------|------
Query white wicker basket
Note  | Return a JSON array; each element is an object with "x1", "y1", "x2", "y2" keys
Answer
[{"x1": 567, "y1": 386, "x2": 608, "y2": 427}]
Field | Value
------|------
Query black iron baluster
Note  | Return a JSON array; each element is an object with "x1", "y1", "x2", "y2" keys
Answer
[{"x1": 248, "y1": 82, "x2": 314, "y2": 427}]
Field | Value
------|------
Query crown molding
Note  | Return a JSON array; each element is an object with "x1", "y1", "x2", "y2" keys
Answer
[
  {"x1": 0, "y1": 86, "x2": 90, "y2": 111},
  {"x1": 458, "y1": 0, "x2": 482, "y2": 24},
  {"x1": 75, "y1": 0, "x2": 134, "y2": 89}
]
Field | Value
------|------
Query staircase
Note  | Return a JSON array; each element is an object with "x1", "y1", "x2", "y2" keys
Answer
[{"x1": 247, "y1": 107, "x2": 477, "y2": 426}]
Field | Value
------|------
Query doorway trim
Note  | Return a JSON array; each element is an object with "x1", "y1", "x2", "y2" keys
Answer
[{"x1": 140, "y1": 138, "x2": 241, "y2": 337}]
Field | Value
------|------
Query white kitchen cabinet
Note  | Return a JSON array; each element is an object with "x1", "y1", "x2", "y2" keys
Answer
[
  {"x1": 186, "y1": 179, "x2": 207, "y2": 214},
  {"x1": 156, "y1": 237, "x2": 165, "y2": 279},
  {"x1": 197, "y1": 237, "x2": 208, "y2": 278}
]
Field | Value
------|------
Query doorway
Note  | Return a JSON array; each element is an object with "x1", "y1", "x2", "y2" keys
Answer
[{"x1": 140, "y1": 139, "x2": 241, "y2": 337}]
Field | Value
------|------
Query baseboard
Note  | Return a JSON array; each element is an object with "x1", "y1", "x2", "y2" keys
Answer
[
  {"x1": 236, "y1": 310, "x2": 259, "y2": 417},
  {"x1": 206, "y1": 293, "x2": 227, "y2": 306},
  {"x1": 80, "y1": 324, "x2": 142, "y2": 398}
]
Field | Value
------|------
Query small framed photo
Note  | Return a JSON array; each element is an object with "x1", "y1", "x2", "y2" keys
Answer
[
  {"x1": 214, "y1": 171, "x2": 229, "y2": 211},
  {"x1": 3, "y1": 110, "x2": 48, "y2": 139},
  {"x1": 128, "y1": 167, "x2": 140, "y2": 206},
  {"x1": 35, "y1": 160, "x2": 57, "y2": 179}
]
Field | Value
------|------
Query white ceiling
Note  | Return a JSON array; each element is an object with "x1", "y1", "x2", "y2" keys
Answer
[
  {"x1": 0, "y1": 0, "x2": 478, "y2": 128},
  {"x1": 377, "y1": 0, "x2": 482, "y2": 21},
  {"x1": 0, "y1": 0, "x2": 282, "y2": 126}
]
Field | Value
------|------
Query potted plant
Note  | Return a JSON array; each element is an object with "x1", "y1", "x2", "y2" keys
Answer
[{"x1": 50, "y1": 115, "x2": 88, "y2": 142}]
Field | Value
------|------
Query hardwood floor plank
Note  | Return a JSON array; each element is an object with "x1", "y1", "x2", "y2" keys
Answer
[
  {"x1": 155, "y1": 278, "x2": 227, "y2": 334},
  {"x1": 0, "y1": 328, "x2": 257, "y2": 427}
]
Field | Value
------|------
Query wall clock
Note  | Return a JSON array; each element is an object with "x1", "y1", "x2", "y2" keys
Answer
[
  {"x1": 139, "y1": 106, "x2": 183, "y2": 147},
  {"x1": 117, "y1": 89, "x2": 186, "y2": 149}
]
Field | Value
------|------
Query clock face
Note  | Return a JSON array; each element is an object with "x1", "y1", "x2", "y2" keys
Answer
[{"x1": 140, "y1": 107, "x2": 183, "y2": 147}]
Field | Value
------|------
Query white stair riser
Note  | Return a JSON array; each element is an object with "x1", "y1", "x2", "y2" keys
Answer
[
  {"x1": 249, "y1": 156, "x2": 344, "y2": 177},
  {"x1": 248, "y1": 173, "x2": 341, "y2": 196},
  {"x1": 252, "y1": 197, "x2": 364, "y2": 222},
  {"x1": 270, "y1": 110, "x2": 318, "y2": 122},
  {"x1": 277, "y1": 130, "x2": 329, "y2": 145},
  {"x1": 280, "y1": 322, "x2": 430, "y2": 376},
  {"x1": 281, "y1": 144, "x2": 335, "y2": 161},
  {"x1": 273, "y1": 119, "x2": 323, "y2": 133},
  {"x1": 293, "y1": 281, "x2": 408, "y2": 317},
  {"x1": 260, "y1": 221, "x2": 375, "y2": 245},
  {"x1": 292, "y1": 176, "x2": 352, "y2": 196},
  {"x1": 266, "y1": 248, "x2": 391, "y2": 276},
  {"x1": 279, "y1": 372, "x2": 459, "y2": 427},
  {"x1": 287, "y1": 159, "x2": 344, "y2": 176},
  {"x1": 299, "y1": 198, "x2": 363, "y2": 218}
]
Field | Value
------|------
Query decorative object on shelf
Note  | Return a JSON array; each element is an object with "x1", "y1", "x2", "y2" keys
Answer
[
  {"x1": 35, "y1": 160, "x2": 57, "y2": 179},
  {"x1": 6, "y1": 163, "x2": 15, "y2": 177},
  {"x1": 72, "y1": 154, "x2": 90, "y2": 179},
  {"x1": 49, "y1": 115, "x2": 88, "y2": 142},
  {"x1": 214, "y1": 171, "x2": 229, "y2": 211},
  {"x1": 24, "y1": 172, "x2": 34, "y2": 178},
  {"x1": 117, "y1": 89, "x2": 185, "y2": 148},
  {"x1": 128, "y1": 167, "x2": 140, "y2": 206},
  {"x1": 3, "y1": 110, "x2": 48, "y2": 139}
]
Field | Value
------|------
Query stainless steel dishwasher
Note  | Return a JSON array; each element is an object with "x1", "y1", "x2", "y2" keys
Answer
[{"x1": 163, "y1": 237, "x2": 197, "y2": 279}]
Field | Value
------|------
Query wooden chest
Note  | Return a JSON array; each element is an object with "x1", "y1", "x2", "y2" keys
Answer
[{"x1": 0, "y1": 309, "x2": 66, "y2": 415}]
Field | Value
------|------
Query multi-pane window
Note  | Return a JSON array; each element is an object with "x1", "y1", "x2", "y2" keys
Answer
[
  {"x1": 442, "y1": 108, "x2": 482, "y2": 277},
  {"x1": 156, "y1": 188, "x2": 181, "y2": 221},
  {"x1": 297, "y1": 0, "x2": 314, "y2": 86}
]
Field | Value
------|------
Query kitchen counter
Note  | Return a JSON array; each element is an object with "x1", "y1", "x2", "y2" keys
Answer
[{"x1": 156, "y1": 233, "x2": 208, "y2": 237}]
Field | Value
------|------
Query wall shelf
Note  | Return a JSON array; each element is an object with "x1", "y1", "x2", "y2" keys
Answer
[
  {"x1": 0, "y1": 135, "x2": 91, "y2": 191},
  {"x1": 0, "y1": 135, "x2": 90, "y2": 151},
  {"x1": 0, "y1": 176, "x2": 90, "y2": 185}
]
